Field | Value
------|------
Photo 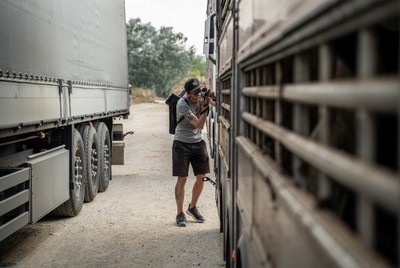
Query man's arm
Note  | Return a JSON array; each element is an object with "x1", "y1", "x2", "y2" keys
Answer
[
  {"x1": 188, "y1": 106, "x2": 209, "y2": 129},
  {"x1": 188, "y1": 94, "x2": 210, "y2": 129}
]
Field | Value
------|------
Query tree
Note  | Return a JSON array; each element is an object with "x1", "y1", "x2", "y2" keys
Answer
[
  {"x1": 188, "y1": 55, "x2": 206, "y2": 78},
  {"x1": 126, "y1": 18, "x2": 195, "y2": 96}
]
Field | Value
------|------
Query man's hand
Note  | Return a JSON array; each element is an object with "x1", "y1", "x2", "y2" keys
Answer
[
  {"x1": 206, "y1": 89, "x2": 216, "y2": 100},
  {"x1": 199, "y1": 96, "x2": 209, "y2": 109}
]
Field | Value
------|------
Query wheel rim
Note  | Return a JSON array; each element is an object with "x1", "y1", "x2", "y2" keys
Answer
[
  {"x1": 104, "y1": 142, "x2": 110, "y2": 176},
  {"x1": 74, "y1": 148, "x2": 83, "y2": 198},
  {"x1": 90, "y1": 144, "x2": 98, "y2": 184}
]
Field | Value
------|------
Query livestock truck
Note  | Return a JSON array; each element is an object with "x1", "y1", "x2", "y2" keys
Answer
[
  {"x1": 0, "y1": 0, "x2": 130, "y2": 242},
  {"x1": 203, "y1": 0, "x2": 399, "y2": 267}
]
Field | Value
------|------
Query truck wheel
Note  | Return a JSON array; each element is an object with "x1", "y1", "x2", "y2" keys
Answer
[
  {"x1": 224, "y1": 222, "x2": 231, "y2": 267},
  {"x1": 53, "y1": 129, "x2": 85, "y2": 216},
  {"x1": 94, "y1": 122, "x2": 111, "y2": 192},
  {"x1": 80, "y1": 124, "x2": 100, "y2": 202}
]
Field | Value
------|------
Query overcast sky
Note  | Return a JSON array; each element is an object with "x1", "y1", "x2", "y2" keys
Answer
[{"x1": 124, "y1": 0, "x2": 207, "y2": 55}]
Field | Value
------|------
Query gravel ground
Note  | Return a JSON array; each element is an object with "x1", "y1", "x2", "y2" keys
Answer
[{"x1": 0, "y1": 102, "x2": 224, "y2": 268}]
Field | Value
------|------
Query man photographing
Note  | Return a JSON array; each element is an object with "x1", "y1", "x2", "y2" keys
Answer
[{"x1": 172, "y1": 78, "x2": 216, "y2": 227}]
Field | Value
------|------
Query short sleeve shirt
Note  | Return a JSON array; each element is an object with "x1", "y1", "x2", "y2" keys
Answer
[{"x1": 174, "y1": 94, "x2": 203, "y2": 143}]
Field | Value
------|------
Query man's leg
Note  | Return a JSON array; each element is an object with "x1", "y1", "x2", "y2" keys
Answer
[
  {"x1": 190, "y1": 174, "x2": 205, "y2": 208},
  {"x1": 175, "y1": 176, "x2": 187, "y2": 214}
]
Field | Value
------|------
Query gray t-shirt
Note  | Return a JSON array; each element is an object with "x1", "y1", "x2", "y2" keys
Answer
[{"x1": 174, "y1": 94, "x2": 203, "y2": 143}]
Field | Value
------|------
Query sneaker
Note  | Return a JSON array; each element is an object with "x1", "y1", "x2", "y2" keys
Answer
[
  {"x1": 186, "y1": 203, "x2": 205, "y2": 223},
  {"x1": 176, "y1": 212, "x2": 187, "y2": 227}
]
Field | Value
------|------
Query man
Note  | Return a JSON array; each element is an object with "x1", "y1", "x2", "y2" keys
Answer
[{"x1": 172, "y1": 78, "x2": 215, "y2": 227}]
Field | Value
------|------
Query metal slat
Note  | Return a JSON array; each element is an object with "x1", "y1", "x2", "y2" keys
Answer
[
  {"x1": 218, "y1": 145, "x2": 230, "y2": 174},
  {"x1": 284, "y1": 78, "x2": 399, "y2": 112},
  {"x1": 218, "y1": 115, "x2": 231, "y2": 130},
  {"x1": 0, "y1": 190, "x2": 29, "y2": 216},
  {"x1": 242, "y1": 78, "x2": 400, "y2": 112},
  {"x1": 221, "y1": 103, "x2": 231, "y2": 112},
  {"x1": 242, "y1": 112, "x2": 399, "y2": 214},
  {"x1": 242, "y1": 86, "x2": 279, "y2": 99},
  {"x1": 0, "y1": 212, "x2": 29, "y2": 241},
  {"x1": 0, "y1": 168, "x2": 30, "y2": 192},
  {"x1": 221, "y1": 89, "x2": 231, "y2": 95}
]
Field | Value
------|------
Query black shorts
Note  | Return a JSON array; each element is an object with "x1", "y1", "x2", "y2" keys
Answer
[{"x1": 172, "y1": 140, "x2": 210, "y2": 177}]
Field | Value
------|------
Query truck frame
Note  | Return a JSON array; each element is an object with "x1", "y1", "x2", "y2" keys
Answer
[
  {"x1": 0, "y1": 0, "x2": 130, "y2": 241},
  {"x1": 204, "y1": 0, "x2": 399, "y2": 267}
]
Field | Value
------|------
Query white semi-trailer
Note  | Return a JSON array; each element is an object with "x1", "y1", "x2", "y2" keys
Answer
[{"x1": 0, "y1": 0, "x2": 130, "y2": 241}]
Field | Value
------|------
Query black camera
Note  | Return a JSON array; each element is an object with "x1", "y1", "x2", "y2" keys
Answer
[{"x1": 199, "y1": 87, "x2": 208, "y2": 98}]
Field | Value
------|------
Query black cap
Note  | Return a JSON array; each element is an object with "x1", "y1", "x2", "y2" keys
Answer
[{"x1": 184, "y1": 78, "x2": 201, "y2": 93}]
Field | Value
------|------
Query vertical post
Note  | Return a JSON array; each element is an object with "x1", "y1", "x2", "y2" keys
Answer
[
  {"x1": 398, "y1": 84, "x2": 400, "y2": 268},
  {"x1": 231, "y1": 1, "x2": 240, "y2": 266},
  {"x1": 255, "y1": 69, "x2": 261, "y2": 148},
  {"x1": 317, "y1": 44, "x2": 332, "y2": 202},
  {"x1": 275, "y1": 61, "x2": 282, "y2": 165},
  {"x1": 356, "y1": 28, "x2": 378, "y2": 247},
  {"x1": 293, "y1": 54, "x2": 309, "y2": 188}
]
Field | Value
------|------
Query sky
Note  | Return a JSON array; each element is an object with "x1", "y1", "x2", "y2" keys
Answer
[{"x1": 124, "y1": 0, "x2": 207, "y2": 55}]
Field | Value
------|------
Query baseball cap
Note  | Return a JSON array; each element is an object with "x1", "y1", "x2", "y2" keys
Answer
[{"x1": 184, "y1": 78, "x2": 201, "y2": 93}]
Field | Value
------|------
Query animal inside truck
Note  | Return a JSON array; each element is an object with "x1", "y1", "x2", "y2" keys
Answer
[
  {"x1": 0, "y1": 0, "x2": 130, "y2": 241},
  {"x1": 203, "y1": 0, "x2": 399, "y2": 267}
]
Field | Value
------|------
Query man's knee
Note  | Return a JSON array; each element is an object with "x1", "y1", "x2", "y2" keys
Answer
[
  {"x1": 195, "y1": 174, "x2": 205, "y2": 182},
  {"x1": 176, "y1": 176, "x2": 187, "y2": 186}
]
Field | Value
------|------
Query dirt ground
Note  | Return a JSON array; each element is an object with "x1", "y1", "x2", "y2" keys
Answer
[{"x1": 0, "y1": 102, "x2": 224, "y2": 268}]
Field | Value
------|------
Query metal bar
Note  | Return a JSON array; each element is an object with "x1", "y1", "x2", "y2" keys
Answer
[
  {"x1": 292, "y1": 54, "x2": 308, "y2": 187},
  {"x1": 0, "y1": 212, "x2": 29, "y2": 242},
  {"x1": 242, "y1": 78, "x2": 399, "y2": 112},
  {"x1": 356, "y1": 27, "x2": 378, "y2": 247},
  {"x1": 242, "y1": 86, "x2": 279, "y2": 99},
  {"x1": 218, "y1": 115, "x2": 231, "y2": 130},
  {"x1": 221, "y1": 89, "x2": 231, "y2": 95},
  {"x1": 274, "y1": 61, "x2": 282, "y2": 165},
  {"x1": 242, "y1": 112, "x2": 400, "y2": 214},
  {"x1": 0, "y1": 190, "x2": 29, "y2": 216},
  {"x1": 221, "y1": 103, "x2": 231, "y2": 112},
  {"x1": 0, "y1": 168, "x2": 30, "y2": 192},
  {"x1": 218, "y1": 145, "x2": 230, "y2": 174},
  {"x1": 317, "y1": 44, "x2": 332, "y2": 202},
  {"x1": 317, "y1": 106, "x2": 331, "y2": 201}
]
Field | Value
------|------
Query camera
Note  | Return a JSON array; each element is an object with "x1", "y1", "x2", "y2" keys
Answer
[{"x1": 199, "y1": 87, "x2": 208, "y2": 98}]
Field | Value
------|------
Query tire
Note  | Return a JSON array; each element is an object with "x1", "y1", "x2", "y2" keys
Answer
[
  {"x1": 224, "y1": 221, "x2": 231, "y2": 267},
  {"x1": 218, "y1": 186, "x2": 223, "y2": 233},
  {"x1": 80, "y1": 123, "x2": 100, "y2": 202},
  {"x1": 53, "y1": 129, "x2": 85, "y2": 216},
  {"x1": 94, "y1": 122, "x2": 111, "y2": 192}
]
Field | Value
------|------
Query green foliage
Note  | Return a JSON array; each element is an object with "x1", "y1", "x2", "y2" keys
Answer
[
  {"x1": 127, "y1": 18, "x2": 196, "y2": 96},
  {"x1": 189, "y1": 55, "x2": 206, "y2": 78}
]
